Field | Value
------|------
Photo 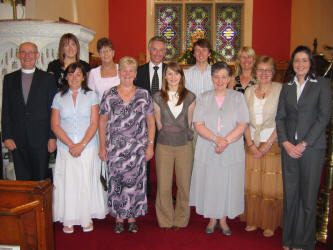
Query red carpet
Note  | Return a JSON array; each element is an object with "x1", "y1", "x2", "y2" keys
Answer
[
  {"x1": 55, "y1": 160, "x2": 326, "y2": 250},
  {"x1": 55, "y1": 195, "x2": 326, "y2": 250}
]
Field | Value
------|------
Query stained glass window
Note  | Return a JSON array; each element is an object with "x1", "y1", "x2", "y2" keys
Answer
[
  {"x1": 185, "y1": 4, "x2": 211, "y2": 49},
  {"x1": 155, "y1": 5, "x2": 182, "y2": 61},
  {"x1": 216, "y1": 4, "x2": 242, "y2": 62},
  {"x1": 154, "y1": 1, "x2": 244, "y2": 63}
]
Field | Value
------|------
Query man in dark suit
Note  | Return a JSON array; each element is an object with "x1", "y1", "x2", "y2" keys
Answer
[
  {"x1": 135, "y1": 36, "x2": 167, "y2": 94},
  {"x1": 2, "y1": 42, "x2": 57, "y2": 181},
  {"x1": 134, "y1": 36, "x2": 167, "y2": 196}
]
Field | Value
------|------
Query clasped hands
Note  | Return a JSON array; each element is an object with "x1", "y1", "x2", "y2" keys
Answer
[
  {"x1": 249, "y1": 141, "x2": 272, "y2": 158},
  {"x1": 69, "y1": 143, "x2": 85, "y2": 158},
  {"x1": 283, "y1": 141, "x2": 306, "y2": 159},
  {"x1": 214, "y1": 136, "x2": 229, "y2": 154}
]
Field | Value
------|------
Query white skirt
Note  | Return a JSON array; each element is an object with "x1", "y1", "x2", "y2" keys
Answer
[{"x1": 53, "y1": 145, "x2": 107, "y2": 227}]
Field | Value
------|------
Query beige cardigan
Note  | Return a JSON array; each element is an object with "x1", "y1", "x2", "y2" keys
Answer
[{"x1": 244, "y1": 82, "x2": 282, "y2": 146}]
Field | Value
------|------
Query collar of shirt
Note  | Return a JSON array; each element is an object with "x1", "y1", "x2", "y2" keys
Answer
[
  {"x1": 68, "y1": 87, "x2": 82, "y2": 95},
  {"x1": 149, "y1": 61, "x2": 163, "y2": 89},
  {"x1": 288, "y1": 75, "x2": 318, "y2": 86},
  {"x1": 193, "y1": 64, "x2": 211, "y2": 74},
  {"x1": 149, "y1": 61, "x2": 163, "y2": 70},
  {"x1": 293, "y1": 76, "x2": 308, "y2": 102},
  {"x1": 22, "y1": 68, "x2": 36, "y2": 74}
]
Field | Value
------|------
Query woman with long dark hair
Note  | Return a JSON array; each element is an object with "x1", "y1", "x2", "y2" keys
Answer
[
  {"x1": 276, "y1": 46, "x2": 331, "y2": 250},
  {"x1": 48, "y1": 33, "x2": 90, "y2": 89},
  {"x1": 153, "y1": 62, "x2": 195, "y2": 231},
  {"x1": 51, "y1": 62, "x2": 106, "y2": 233}
]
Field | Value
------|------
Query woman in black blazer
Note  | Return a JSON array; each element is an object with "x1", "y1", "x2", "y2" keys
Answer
[{"x1": 276, "y1": 46, "x2": 331, "y2": 250}]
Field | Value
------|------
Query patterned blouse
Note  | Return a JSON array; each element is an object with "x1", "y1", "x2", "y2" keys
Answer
[{"x1": 233, "y1": 75, "x2": 256, "y2": 94}]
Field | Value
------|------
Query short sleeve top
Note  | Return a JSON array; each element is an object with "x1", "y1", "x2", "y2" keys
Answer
[
  {"x1": 88, "y1": 65, "x2": 120, "y2": 101},
  {"x1": 99, "y1": 87, "x2": 154, "y2": 148},
  {"x1": 51, "y1": 89, "x2": 99, "y2": 150}
]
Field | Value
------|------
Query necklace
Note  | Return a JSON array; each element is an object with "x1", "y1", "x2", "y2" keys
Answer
[{"x1": 256, "y1": 83, "x2": 272, "y2": 99}]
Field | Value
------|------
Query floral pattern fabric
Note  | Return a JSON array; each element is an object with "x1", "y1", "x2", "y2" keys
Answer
[{"x1": 100, "y1": 87, "x2": 154, "y2": 219}]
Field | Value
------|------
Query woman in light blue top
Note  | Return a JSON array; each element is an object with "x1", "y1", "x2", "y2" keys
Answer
[{"x1": 51, "y1": 62, "x2": 106, "y2": 234}]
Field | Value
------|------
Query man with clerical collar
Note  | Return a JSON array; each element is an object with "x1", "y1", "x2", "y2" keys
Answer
[
  {"x1": 1, "y1": 42, "x2": 58, "y2": 181},
  {"x1": 134, "y1": 36, "x2": 167, "y2": 196},
  {"x1": 185, "y1": 39, "x2": 214, "y2": 98}
]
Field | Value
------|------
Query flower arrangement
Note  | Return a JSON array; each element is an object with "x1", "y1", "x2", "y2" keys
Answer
[{"x1": 178, "y1": 28, "x2": 223, "y2": 65}]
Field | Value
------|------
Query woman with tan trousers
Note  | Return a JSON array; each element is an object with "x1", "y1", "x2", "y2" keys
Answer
[{"x1": 153, "y1": 62, "x2": 196, "y2": 231}]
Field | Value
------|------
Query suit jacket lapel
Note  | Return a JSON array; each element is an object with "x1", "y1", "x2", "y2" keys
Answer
[
  {"x1": 288, "y1": 84, "x2": 297, "y2": 110},
  {"x1": 144, "y1": 64, "x2": 150, "y2": 91},
  {"x1": 14, "y1": 70, "x2": 26, "y2": 108},
  {"x1": 162, "y1": 63, "x2": 166, "y2": 74},
  {"x1": 297, "y1": 81, "x2": 312, "y2": 107}
]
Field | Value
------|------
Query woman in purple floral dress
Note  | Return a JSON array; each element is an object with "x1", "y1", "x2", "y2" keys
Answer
[{"x1": 99, "y1": 56, "x2": 155, "y2": 234}]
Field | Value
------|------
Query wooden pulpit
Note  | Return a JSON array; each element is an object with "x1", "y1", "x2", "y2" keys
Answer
[{"x1": 0, "y1": 179, "x2": 54, "y2": 250}]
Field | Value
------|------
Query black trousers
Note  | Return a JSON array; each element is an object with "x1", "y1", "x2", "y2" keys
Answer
[
  {"x1": 281, "y1": 147, "x2": 325, "y2": 250},
  {"x1": 12, "y1": 145, "x2": 50, "y2": 181},
  {"x1": 147, "y1": 129, "x2": 158, "y2": 196}
]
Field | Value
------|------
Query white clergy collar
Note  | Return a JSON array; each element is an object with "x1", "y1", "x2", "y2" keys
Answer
[{"x1": 22, "y1": 68, "x2": 36, "y2": 74}]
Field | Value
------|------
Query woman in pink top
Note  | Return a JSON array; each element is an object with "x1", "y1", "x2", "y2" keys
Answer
[{"x1": 88, "y1": 38, "x2": 120, "y2": 101}]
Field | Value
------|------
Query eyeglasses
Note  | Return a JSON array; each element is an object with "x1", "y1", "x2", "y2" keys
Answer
[
  {"x1": 19, "y1": 51, "x2": 37, "y2": 56},
  {"x1": 212, "y1": 76, "x2": 229, "y2": 80},
  {"x1": 256, "y1": 68, "x2": 272, "y2": 73},
  {"x1": 99, "y1": 48, "x2": 113, "y2": 54}
]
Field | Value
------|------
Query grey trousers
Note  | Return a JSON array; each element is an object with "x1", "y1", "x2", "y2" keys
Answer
[{"x1": 281, "y1": 147, "x2": 325, "y2": 250}]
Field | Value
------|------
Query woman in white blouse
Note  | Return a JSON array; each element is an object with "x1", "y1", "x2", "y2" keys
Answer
[
  {"x1": 88, "y1": 38, "x2": 120, "y2": 101},
  {"x1": 242, "y1": 56, "x2": 282, "y2": 237}
]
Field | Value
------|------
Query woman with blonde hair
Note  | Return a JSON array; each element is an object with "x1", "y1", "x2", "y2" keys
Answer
[
  {"x1": 242, "y1": 56, "x2": 283, "y2": 237},
  {"x1": 99, "y1": 56, "x2": 155, "y2": 234},
  {"x1": 228, "y1": 47, "x2": 256, "y2": 94}
]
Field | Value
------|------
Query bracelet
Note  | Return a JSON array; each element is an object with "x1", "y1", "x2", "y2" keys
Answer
[
  {"x1": 211, "y1": 135, "x2": 216, "y2": 143},
  {"x1": 81, "y1": 142, "x2": 87, "y2": 147},
  {"x1": 148, "y1": 140, "x2": 154, "y2": 144},
  {"x1": 301, "y1": 141, "x2": 307, "y2": 147}
]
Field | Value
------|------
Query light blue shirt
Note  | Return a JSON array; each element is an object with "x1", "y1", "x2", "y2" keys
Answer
[
  {"x1": 184, "y1": 64, "x2": 214, "y2": 98},
  {"x1": 51, "y1": 89, "x2": 99, "y2": 150}
]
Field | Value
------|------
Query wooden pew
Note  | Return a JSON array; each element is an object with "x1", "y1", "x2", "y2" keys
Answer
[{"x1": 0, "y1": 179, "x2": 54, "y2": 250}]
